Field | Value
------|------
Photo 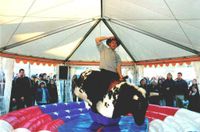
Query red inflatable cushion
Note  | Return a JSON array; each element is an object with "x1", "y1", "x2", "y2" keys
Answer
[
  {"x1": 38, "y1": 119, "x2": 64, "y2": 132},
  {"x1": 21, "y1": 114, "x2": 52, "y2": 131}
]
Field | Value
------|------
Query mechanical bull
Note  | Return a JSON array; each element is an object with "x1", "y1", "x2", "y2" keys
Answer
[{"x1": 73, "y1": 70, "x2": 148, "y2": 125}]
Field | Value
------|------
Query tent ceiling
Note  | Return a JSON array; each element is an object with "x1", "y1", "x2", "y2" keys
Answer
[
  {"x1": 108, "y1": 21, "x2": 195, "y2": 61},
  {"x1": 0, "y1": 0, "x2": 200, "y2": 64},
  {"x1": 104, "y1": 0, "x2": 174, "y2": 19},
  {"x1": 69, "y1": 21, "x2": 132, "y2": 61},
  {"x1": 6, "y1": 20, "x2": 97, "y2": 60}
]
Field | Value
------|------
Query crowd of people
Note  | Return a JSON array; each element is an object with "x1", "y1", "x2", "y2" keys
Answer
[
  {"x1": 9, "y1": 69, "x2": 58, "y2": 111},
  {"x1": 139, "y1": 72, "x2": 200, "y2": 113},
  {"x1": 9, "y1": 68, "x2": 200, "y2": 114}
]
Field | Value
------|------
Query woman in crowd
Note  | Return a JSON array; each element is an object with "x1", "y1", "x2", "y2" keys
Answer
[
  {"x1": 149, "y1": 80, "x2": 160, "y2": 105},
  {"x1": 188, "y1": 79, "x2": 200, "y2": 113},
  {"x1": 162, "y1": 73, "x2": 175, "y2": 106},
  {"x1": 47, "y1": 79, "x2": 58, "y2": 103},
  {"x1": 139, "y1": 78, "x2": 150, "y2": 97},
  {"x1": 157, "y1": 78, "x2": 165, "y2": 106}
]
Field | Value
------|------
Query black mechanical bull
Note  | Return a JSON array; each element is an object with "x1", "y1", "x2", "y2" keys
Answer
[{"x1": 73, "y1": 70, "x2": 148, "y2": 125}]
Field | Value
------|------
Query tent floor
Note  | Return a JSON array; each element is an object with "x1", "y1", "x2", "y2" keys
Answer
[{"x1": 58, "y1": 113, "x2": 148, "y2": 132}]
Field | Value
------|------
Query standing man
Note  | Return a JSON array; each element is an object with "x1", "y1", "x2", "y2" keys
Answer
[
  {"x1": 10, "y1": 69, "x2": 33, "y2": 111},
  {"x1": 95, "y1": 36, "x2": 123, "y2": 89},
  {"x1": 175, "y1": 72, "x2": 189, "y2": 108}
]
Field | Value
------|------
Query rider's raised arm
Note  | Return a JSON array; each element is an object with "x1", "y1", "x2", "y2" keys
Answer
[{"x1": 95, "y1": 36, "x2": 114, "y2": 45}]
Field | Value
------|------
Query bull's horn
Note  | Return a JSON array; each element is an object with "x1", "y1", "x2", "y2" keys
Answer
[
  {"x1": 138, "y1": 88, "x2": 146, "y2": 98},
  {"x1": 133, "y1": 95, "x2": 139, "y2": 100}
]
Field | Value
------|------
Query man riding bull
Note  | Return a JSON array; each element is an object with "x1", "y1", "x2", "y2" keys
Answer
[
  {"x1": 73, "y1": 36, "x2": 148, "y2": 125},
  {"x1": 95, "y1": 36, "x2": 123, "y2": 90}
]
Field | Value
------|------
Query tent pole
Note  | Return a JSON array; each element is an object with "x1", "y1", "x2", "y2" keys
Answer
[
  {"x1": 64, "y1": 19, "x2": 101, "y2": 62},
  {"x1": 102, "y1": 19, "x2": 137, "y2": 62},
  {"x1": 101, "y1": 0, "x2": 103, "y2": 18},
  {"x1": 108, "y1": 18, "x2": 200, "y2": 55},
  {"x1": 0, "y1": 19, "x2": 94, "y2": 52}
]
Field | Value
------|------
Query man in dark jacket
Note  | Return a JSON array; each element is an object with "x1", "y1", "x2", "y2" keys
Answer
[
  {"x1": 175, "y1": 72, "x2": 189, "y2": 108},
  {"x1": 10, "y1": 69, "x2": 33, "y2": 111},
  {"x1": 162, "y1": 73, "x2": 175, "y2": 106}
]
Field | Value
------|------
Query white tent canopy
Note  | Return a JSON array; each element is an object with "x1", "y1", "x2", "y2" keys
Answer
[{"x1": 0, "y1": 0, "x2": 200, "y2": 63}]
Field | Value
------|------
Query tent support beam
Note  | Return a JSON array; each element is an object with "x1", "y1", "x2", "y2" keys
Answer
[
  {"x1": 0, "y1": 19, "x2": 94, "y2": 52},
  {"x1": 101, "y1": 0, "x2": 103, "y2": 18},
  {"x1": 108, "y1": 18, "x2": 200, "y2": 55},
  {"x1": 65, "y1": 19, "x2": 101, "y2": 62},
  {"x1": 102, "y1": 19, "x2": 137, "y2": 62}
]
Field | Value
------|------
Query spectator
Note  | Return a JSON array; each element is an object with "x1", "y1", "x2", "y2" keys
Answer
[
  {"x1": 39, "y1": 73, "x2": 43, "y2": 80},
  {"x1": 31, "y1": 75, "x2": 38, "y2": 105},
  {"x1": 42, "y1": 73, "x2": 48, "y2": 85},
  {"x1": 157, "y1": 78, "x2": 165, "y2": 106},
  {"x1": 10, "y1": 69, "x2": 33, "y2": 111},
  {"x1": 150, "y1": 77, "x2": 156, "y2": 83},
  {"x1": 71, "y1": 74, "x2": 82, "y2": 102},
  {"x1": 72, "y1": 74, "x2": 78, "y2": 102},
  {"x1": 162, "y1": 73, "x2": 175, "y2": 106},
  {"x1": 47, "y1": 76, "x2": 50, "y2": 82},
  {"x1": 47, "y1": 79, "x2": 58, "y2": 103},
  {"x1": 36, "y1": 81, "x2": 50, "y2": 105},
  {"x1": 36, "y1": 73, "x2": 43, "y2": 87},
  {"x1": 53, "y1": 74, "x2": 57, "y2": 82},
  {"x1": 188, "y1": 79, "x2": 200, "y2": 113},
  {"x1": 175, "y1": 72, "x2": 189, "y2": 108},
  {"x1": 149, "y1": 80, "x2": 160, "y2": 105},
  {"x1": 139, "y1": 78, "x2": 150, "y2": 97}
]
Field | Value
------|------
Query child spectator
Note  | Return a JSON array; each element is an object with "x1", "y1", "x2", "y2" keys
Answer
[{"x1": 36, "y1": 81, "x2": 49, "y2": 105}]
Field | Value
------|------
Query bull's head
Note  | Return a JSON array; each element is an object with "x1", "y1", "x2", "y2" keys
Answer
[{"x1": 73, "y1": 70, "x2": 93, "y2": 106}]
